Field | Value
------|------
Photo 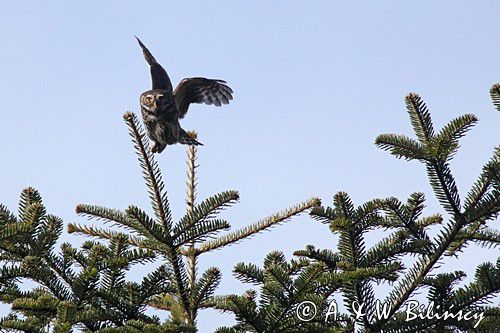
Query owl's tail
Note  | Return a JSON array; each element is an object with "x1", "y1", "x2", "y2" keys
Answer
[{"x1": 179, "y1": 131, "x2": 203, "y2": 146}]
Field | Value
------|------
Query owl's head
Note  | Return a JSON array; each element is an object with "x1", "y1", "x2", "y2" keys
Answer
[{"x1": 140, "y1": 89, "x2": 173, "y2": 114}]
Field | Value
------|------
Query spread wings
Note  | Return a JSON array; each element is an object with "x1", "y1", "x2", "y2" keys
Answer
[
  {"x1": 135, "y1": 37, "x2": 173, "y2": 92},
  {"x1": 174, "y1": 78, "x2": 233, "y2": 118}
]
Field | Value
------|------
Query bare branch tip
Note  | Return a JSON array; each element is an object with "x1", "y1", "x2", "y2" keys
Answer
[
  {"x1": 186, "y1": 130, "x2": 198, "y2": 140},
  {"x1": 123, "y1": 111, "x2": 136, "y2": 122},
  {"x1": 405, "y1": 92, "x2": 420, "y2": 101}
]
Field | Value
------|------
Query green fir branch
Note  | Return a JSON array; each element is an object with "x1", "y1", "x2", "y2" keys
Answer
[
  {"x1": 490, "y1": 83, "x2": 500, "y2": 112},
  {"x1": 123, "y1": 112, "x2": 173, "y2": 232},
  {"x1": 197, "y1": 198, "x2": 320, "y2": 254}
]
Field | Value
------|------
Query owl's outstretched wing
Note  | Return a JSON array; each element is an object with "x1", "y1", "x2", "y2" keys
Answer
[
  {"x1": 173, "y1": 78, "x2": 233, "y2": 118},
  {"x1": 135, "y1": 36, "x2": 173, "y2": 92}
]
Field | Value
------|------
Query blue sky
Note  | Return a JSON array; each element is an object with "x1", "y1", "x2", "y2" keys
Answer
[{"x1": 0, "y1": 1, "x2": 499, "y2": 331}]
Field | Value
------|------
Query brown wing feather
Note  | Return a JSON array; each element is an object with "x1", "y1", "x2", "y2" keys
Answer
[
  {"x1": 174, "y1": 78, "x2": 233, "y2": 118},
  {"x1": 136, "y1": 36, "x2": 173, "y2": 92}
]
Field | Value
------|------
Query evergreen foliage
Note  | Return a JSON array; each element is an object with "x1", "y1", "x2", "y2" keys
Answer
[
  {"x1": 212, "y1": 251, "x2": 344, "y2": 333},
  {"x1": 0, "y1": 112, "x2": 317, "y2": 332},
  {"x1": 491, "y1": 83, "x2": 500, "y2": 112},
  {"x1": 1, "y1": 89, "x2": 498, "y2": 332},
  {"x1": 212, "y1": 91, "x2": 499, "y2": 332},
  {"x1": 0, "y1": 188, "x2": 181, "y2": 332}
]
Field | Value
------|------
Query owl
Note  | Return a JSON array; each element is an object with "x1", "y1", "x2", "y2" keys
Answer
[{"x1": 136, "y1": 37, "x2": 233, "y2": 153}]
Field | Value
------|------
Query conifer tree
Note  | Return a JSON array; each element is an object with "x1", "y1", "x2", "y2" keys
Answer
[
  {"x1": 1, "y1": 88, "x2": 498, "y2": 332},
  {"x1": 491, "y1": 83, "x2": 500, "y2": 112},
  {"x1": 214, "y1": 90, "x2": 499, "y2": 332},
  {"x1": 66, "y1": 112, "x2": 319, "y2": 331},
  {"x1": 0, "y1": 112, "x2": 318, "y2": 332},
  {"x1": 0, "y1": 188, "x2": 185, "y2": 332},
  {"x1": 211, "y1": 251, "x2": 346, "y2": 333}
]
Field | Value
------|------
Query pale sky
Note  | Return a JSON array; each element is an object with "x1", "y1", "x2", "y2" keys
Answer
[{"x1": 1, "y1": 1, "x2": 499, "y2": 332}]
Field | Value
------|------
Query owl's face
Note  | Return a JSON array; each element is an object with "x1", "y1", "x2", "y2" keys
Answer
[{"x1": 140, "y1": 89, "x2": 173, "y2": 115}]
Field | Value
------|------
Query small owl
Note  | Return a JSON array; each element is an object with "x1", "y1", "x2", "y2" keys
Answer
[{"x1": 136, "y1": 37, "x2": 233, "y2": 153}]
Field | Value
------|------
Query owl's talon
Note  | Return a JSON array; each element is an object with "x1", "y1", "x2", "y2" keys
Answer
[
  {"x1": 150, "y1": 141, "x2": 166, "y2": 154},
  {"x1": 150, "y1": 142, "x2": 158, "y2": 153}
]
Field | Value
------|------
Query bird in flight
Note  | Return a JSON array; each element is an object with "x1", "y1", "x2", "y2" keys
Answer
[{"x1": 136, "y1": 37, "x2": 233, "y2": 153}]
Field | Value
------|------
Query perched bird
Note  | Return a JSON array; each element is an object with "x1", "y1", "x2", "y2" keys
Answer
[{"x1": 136, "y1": 37, "x2": 233, "y2": 153}]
